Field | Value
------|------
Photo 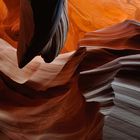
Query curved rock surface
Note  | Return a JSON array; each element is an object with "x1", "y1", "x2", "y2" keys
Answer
[
  {"x1": 64, "y1": 0, "x2": 140, "y2": 52},
  {"x1": 0, "y1": 20, "x2": 140, "y2": 139}
]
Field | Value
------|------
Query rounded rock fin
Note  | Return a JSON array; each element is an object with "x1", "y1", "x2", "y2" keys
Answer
[
  {"x1": 17, "y1": 0, "x2": 68, "y2": 68},
  {"x1": 41, "y1": 1, "x2": 69, "y2": 63}
]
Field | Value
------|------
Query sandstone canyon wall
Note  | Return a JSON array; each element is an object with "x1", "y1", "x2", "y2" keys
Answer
[{"x1": 0, "y1": 0, "x2": 140, "y2": 140}]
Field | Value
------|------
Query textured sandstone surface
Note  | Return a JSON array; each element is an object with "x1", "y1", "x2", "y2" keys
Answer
[{"x1": 0, "y1": 0, "x2": 140, "y2": 140}]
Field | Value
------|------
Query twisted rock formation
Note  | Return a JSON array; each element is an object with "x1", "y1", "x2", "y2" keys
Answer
[
  {"x1": 0, "y1": 0, "x2": 140, "y2": 140},
  {"x1": 0, "y1": 20, "x2": 140, "y2": 139}
]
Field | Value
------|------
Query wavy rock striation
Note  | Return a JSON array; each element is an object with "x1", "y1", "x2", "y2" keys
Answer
[{"x1": 0, "y1": 20, "x2": 140, "y2": 139}]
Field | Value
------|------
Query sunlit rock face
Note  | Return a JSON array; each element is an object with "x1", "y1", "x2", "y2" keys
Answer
[
  {"x1": 0, "y1": 0, "x2": 19, "y2": 47},
  {"x1": 64, "y1": 0, "x2": 140, "y2": 52},
  {"x1": 0, "y1": 0, "x2": 140, "y2": 140}
]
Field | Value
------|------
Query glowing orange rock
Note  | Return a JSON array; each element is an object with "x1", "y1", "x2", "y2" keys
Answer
[
  {"x1": 64, "y1": 0, "x2": 140, "y2": 52},
  {"x1": 0, "y1": 0, "x2": 19, "y2": 47}
]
